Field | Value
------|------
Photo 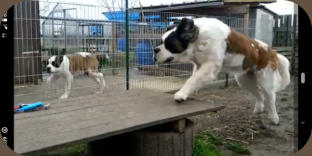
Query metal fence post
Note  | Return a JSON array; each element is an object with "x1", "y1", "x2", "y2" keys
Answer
[
  {"x1": 224, "y1": 16, "x2": 230, "y2": 88},
  {"x1": 285, "y1": 16, "x2": 289, "y2": 46},
  {"x1": 125, "y1": 0, "x2": 129, "y2": 90},
  {"x1": 63, "y1": 9, "x2": 66, "y2": 54},
  {"x1": 112, "y1": 23, "x2": 117, "y2": 75},
  {"x1": 291, "y1": 15, "x2": 297, "y2": 74}
]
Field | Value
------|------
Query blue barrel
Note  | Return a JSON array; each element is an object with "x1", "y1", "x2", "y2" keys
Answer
[
  {"x1": 118, "y1": 38, "x2": 126, "y2": 52},
  {"x1": 136, "y1": 40, "x2": 154, "y2": 65}
]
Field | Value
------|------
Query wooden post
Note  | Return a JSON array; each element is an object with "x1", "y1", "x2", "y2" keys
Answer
[
  {"x1": 225, "y1": 73, "x2": 229, "y2": 88},
  {"x1": 171, "y1": 119, "x2": 186, "y2": 133},
  {"x1": 87, "y1": 119, "x2": 195, "y2": 156}
]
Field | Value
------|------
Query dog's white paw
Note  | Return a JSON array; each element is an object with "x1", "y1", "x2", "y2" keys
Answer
[
  {"x1": 174, "y1": 91, "x2": 188, "y2": 103},
  {"x1": 253, "y1": 103, "x2": 264, "y2": 114},
  {"x1": 268, "y1": 113, "x2": 279, "y2": 125},
  {"x1": 59, "y1": 94, "x2": 69, "y2": 99},
  {"x1": 47, "y1": 77, "x2": 52, "y2": 84}
]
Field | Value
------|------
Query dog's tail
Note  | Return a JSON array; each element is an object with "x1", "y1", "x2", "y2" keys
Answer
[{"x1": 277, "y1": 53, "x2": 291, "y2": 91}]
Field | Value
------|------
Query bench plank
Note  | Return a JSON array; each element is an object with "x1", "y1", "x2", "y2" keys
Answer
[{"x1": 14, "y1": 89, "x2": 224, "y2": 154}]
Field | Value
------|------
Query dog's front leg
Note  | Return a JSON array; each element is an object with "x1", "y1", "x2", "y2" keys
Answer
[
  {"x1": 191, "y1": 62, "x2": 197, "y2": 76},
  {"x1": 174, "y1": 62, "x2": 220, "y2": 102},
  {"x1": 47, "y1": 74, "x2": 60, "y2": 84},
  {"x1": 60, "y1": 73, "x2": 73, "y2": 99}
]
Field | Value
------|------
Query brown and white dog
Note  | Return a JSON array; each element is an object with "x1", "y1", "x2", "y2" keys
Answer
[
  {"x1": 154, "y1": 17, "x2": 290, "y2": 124},
  {"x1": 46, "y1": 52, "x2": 106, "y2": 99}
]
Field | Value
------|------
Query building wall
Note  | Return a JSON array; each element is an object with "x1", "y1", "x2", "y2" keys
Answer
[{"x1": 255, "y1": 8, "x2": 275, "y2": 46}]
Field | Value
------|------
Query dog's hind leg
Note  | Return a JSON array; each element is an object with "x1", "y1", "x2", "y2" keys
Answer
[
  {"x1": 96, "y1": 72, "x2": 106, "y2": 91},
  {"x1": 88, "y1": 69, "x2": 106, "y2": 93},
  {"x1": 255, "y1": 69, "x2": 281, "y2": 125},
  {"x1": 235, "y1": 72, "x2": 264, "y2": 114},
  {"x1": 263, "y1": 90, "x2": 279, "y2": 125}
]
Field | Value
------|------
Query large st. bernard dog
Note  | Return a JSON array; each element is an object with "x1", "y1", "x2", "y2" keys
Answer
[
  {"x1": 154, "y1": 17, "x2": 290, "y2": 124},
  {"x1": 46, "y1": 52, "x2": 106, "y2": 99}
]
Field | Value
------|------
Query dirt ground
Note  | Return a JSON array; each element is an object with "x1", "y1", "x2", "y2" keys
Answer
[{"x1": 190, "y1": 76, "x2": 298, "y2": 156}]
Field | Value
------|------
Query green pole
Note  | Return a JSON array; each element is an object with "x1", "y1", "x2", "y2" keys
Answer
[{"x1": 125, "y1": 0, "x2": 129, "y2": 90}]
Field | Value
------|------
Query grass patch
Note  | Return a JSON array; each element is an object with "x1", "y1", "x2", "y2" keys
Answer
[
  {"x1": 196, "y1": 131, "x2": 223, "y2": 146},
  {"x1": 193, "y1": 131, "x2": 250, "y2": 156},
  {"x1": 280, "y1": 97, "x2": 288, "y2": 101},
  {"x1": 194, "y1": 139, "x2": 223, "y2": 156},
  {"x1": 225, "y1": 142, "x2": 250, "y2": 155},
  {"x1": 28, "y1": 131, "x2": 249, "y2": 156}
]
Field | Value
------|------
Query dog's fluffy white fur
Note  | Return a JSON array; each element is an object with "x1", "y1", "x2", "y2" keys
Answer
[
  {"x1": 154, "y1": 17, "x2": 290, "y2": 124},
  {"x1": 46, "y1": 52, "x2": 106, "y2": 99}
]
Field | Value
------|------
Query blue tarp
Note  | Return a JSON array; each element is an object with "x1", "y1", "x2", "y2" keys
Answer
[
  {"x1": 145, "y1": 15, "x2": 161, "y2": 20},
  {"x1": 103, "y1": 11, "x2": 140, "y2": 22},
  {"x1": 103, "y1": 11, "x2": 173, "y2": 29}
]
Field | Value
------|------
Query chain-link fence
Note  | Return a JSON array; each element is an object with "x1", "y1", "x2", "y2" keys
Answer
[{"x1": 13, "y1": 0, "x2": 296, "y2": 105}]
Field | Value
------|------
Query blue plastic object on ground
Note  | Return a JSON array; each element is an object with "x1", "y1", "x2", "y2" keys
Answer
[{"x1": 16, "y1": 102, "x2": 43, "y2": 112}]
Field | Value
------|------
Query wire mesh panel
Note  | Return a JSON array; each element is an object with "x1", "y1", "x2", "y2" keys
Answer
[
  {"x1": 13, "y1": 0, "x2": 288, "y2": 105},
  {"x1": 14, "y1": 0, "x2": 128, "y2": 105},
  {"x1": 126, "y1": 10, "x2": 258, "y2": 92}
]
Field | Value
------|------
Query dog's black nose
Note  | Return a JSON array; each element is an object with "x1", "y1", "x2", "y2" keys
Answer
[
  {"x1": 154, "y1": 48, "x2": 160, "y2": 54},
  {"x1": 47, "y1": 67, "x2": 51, "y2": 73}
]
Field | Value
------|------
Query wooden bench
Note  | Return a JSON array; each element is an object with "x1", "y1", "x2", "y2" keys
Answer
[{"x1": 14, "y1": 89, "x2": 225, "y2": 155}]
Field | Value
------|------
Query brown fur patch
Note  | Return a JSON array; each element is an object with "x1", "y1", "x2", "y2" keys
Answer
[
  {"x1": 68, "y1": 54, "x2": 99, "y2": 73},
  {"x1": 226, "y1": 29, "x2": 279, "y2": 71}
]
